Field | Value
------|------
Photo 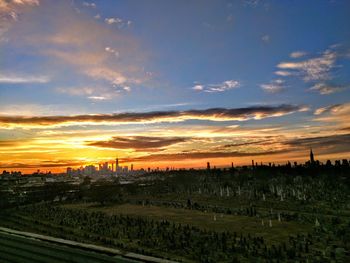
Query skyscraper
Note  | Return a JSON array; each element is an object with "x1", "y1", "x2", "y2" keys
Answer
[{"x1": 310, "y1": 149, "x2": 315, "y2": 164}]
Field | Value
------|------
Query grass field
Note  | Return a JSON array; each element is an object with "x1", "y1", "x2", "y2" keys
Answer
[{"x1": 62, "y1": 203, "x2": 311, "y2": 244}]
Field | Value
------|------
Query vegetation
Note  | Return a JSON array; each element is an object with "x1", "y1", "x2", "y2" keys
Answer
[{"x1": 1, "y1": 163, "x2": 350, "y2": 262}]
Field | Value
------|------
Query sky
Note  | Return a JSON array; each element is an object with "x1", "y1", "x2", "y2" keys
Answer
[{"x1": 0, "y1": 0, "x2": 350, "y2": 173}]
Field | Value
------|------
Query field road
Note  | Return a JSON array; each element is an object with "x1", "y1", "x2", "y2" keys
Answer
[{"x1": 0, "y1": 227, "x2": 177, "y2": 263}]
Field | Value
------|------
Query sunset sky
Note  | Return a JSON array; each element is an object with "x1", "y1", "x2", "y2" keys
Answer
[{"x1": 1, "y1": 0, "x2": 350, "y2": 173}]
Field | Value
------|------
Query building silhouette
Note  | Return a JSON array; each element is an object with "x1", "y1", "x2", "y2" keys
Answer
[{"x1": 310, "y1": 148, "x2": 315, "y2": 164}]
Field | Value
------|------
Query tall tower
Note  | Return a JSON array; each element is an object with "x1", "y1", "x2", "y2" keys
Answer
[
  {"x1": 310, "y1": 148, "x2": 315, "y2": 164},
  {"x1": 207, "y1": 162, "x2": 210, "y2": 170},
  {"x1": 115, "y1": 158, "x2": 119, "y2": 169}
]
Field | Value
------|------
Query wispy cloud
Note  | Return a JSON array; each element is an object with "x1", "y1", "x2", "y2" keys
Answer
[
  {"x1": 309, "y1": 82, "x2": 345, "y2": 95},
  {"x1": 105, "y1": 17, "x2": 122, "y2": 25},
  {"x1": 5, "y1": 1, "x2": 147, "y2": 99},
  {"x1": 290, "y1": 51, "x2": 307, "y2": 58},
  {"x1": 260, "y1": 79, "x2": 285, "y2": 93},
  {"x1": 0, "y1": 0, "x2": 39, "y2": 37},
  {"x1": 87, "y1": 96, "x2": 108, "y2": 101},
  {"x1": 277, "y1": 48, "x2": 337, "y2": 82},
  {"x1": 88, "y1": 136, "x2": 189, "y2": 151},
  {"x1": 274, "y1": 71, "x2": 293, "y2": 77},
  {"x1": 192, "y1": 80, "x2": 240, "y2": 93},
  {"x1": 56, "y1": 84, "x2": 130, "y2": 99},
  {"x1": 105, "y1": 17, "x2": 132, "y2": 28},
  {"x1": 105, "y1": 46, "x2": 119, "y2": 57},
  {"x1": 275, "y1": 45, "x2": 350, "y2": 95},
  {"x1": 0, "y1": 74, "x2": 49, "y2": 84},
  {"x1": 261, "y1": 34, "x2": 270, "y2": 43},
  {"x1": 0, "y1": 104, "x2": 307, "y2": 128},
  {"x1": 243, "y1": 0, "x2": 261, "y2": 8},
  {"x1": 314, "y1": 104, "x2": 343, "y2": 115},
  {"x1": 313, "y1": 102, "x2": 350, "y2": 129},
  {"x1": 82, "y1": 2, "x2": 96, "y2": 8}
]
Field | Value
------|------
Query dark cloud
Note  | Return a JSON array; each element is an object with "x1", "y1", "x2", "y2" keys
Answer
[
  {"x1": 121, "y1": 149, "x2": 288, "y2": 163},
  {"x1": 0, "y1": 139, "x2": 28, "y2": 147},
  {"x1": 287, "y1": 134, "x2": 350, "y2": 147},
  {"x1": 0, "y1": 160, "x2": 82, "y2": 169},
  {"x1": 88, "y1": 136, "x2": 188, "y2": 150},
  {"x1": 223, "y1": 139, "x2": 273, "y2": 148},
  {"x1": 0, "y1": 104, "x2": 306, "y2": 126},
  {"x1": 286, "y1": 133, "x2": 350, "y2": 154}
]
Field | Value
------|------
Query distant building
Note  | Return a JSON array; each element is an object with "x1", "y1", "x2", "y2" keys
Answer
[{"x1": 310, "y1": 148, "x2": 315, "y2": 164}]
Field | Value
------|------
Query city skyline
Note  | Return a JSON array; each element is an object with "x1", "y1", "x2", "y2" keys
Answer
[{"x1": 1, "y1": 0, "x2": 350, "y2": 173}]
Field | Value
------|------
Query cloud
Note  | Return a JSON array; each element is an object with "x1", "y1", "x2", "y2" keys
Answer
[
  {"x1": 0, "y1": 159, "x2": 83, "y2": 169},
  {"x1": 275, "y1": 46, "x2": 349, "y2": 95},
  {"x1": 314, "y1": 104, "x2": 343, "y2": 115},
  {"x1": 313, "y1": 102, "x2": 350, "y2": 129},
  {"x1": 274, "y1": 71, "x2": 292, "y2": 77},
  {"x1": 0, "y1": 0, "x2": 39, "y2": 37},
  {"x1": 223, "y1": 139, "x2": 273, "y2": 148},
  {"x1": 260, "y1": 79, "x2": 285, "y2": 93},
  {"x1": 192, "y1": 84, "x2": 204, "y2": 91},
  {"x1": 309, "y1": 82, "x2": 345, "y2": 95},
  {"x1": 88, "y1": 96, "x2": 107, "y2": 101},
  {"x1": 261, "y1": 34, "x2": 270, "y2": 43},
  {"x1": 82, "y1": 2, "x2": 96, "y2": 8},
  {"x1": 5, "y1": 1, "x2": 147, "y2": 99},
  {"x1": 0, "y1": 104, "x2": 307, "y2": 128},
  {"x1": 122, "y1": 149, "x2": 287, "y2": 163},
  {"x1": 105, "y1": 17, "x2": 122, "y2": 25},
  {"x1": 105, "y1": 17, "x2": 132, "y2": 28},
  {"x1": 277, "y1": 48, "x2": 337, "y2": 82},
  {"x1": 286, "y1": 133, "x2": 350, "y2": 154},
  {"x1": 243, "y1": 0, "x2": 261, "y2": 8},
  {"x1": 0, "y1": 139, "x2": 30, "y2": 148},
  {"x1": 88, "y1": 136, "x2": 189, "y2": 151},
  {"x1": 290, "y1": 51, "x2": 307, "y2": 58},
  {"x1": 0, "y1": 73, "x2": 49, "y2": 83},
  {"x1": 192, "y1": 80, "x2": 240, "y2": 93},
  {"x1": 105, "y1": 46, "x2": 119, "y2": 57},
  {"x1": 56, "y1": 84, "x2": 130, "y2": 99},
  {"x1": 83, "y1": 67, "x2": 127, "y2": 85}
]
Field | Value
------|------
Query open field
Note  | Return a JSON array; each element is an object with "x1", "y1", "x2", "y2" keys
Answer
[{"x1": 62, "y1": 202, "x2": 311, "y2": 244}]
